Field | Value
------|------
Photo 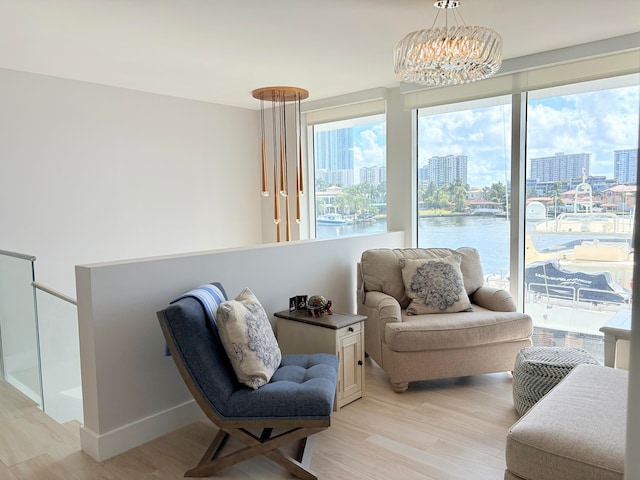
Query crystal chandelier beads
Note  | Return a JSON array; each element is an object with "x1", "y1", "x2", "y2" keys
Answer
[{"x1": 394, "y1": 1, "x2": 502, "y2": 86}]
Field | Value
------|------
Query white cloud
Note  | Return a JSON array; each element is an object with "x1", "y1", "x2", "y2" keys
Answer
[
  {"x1": 414, "y1": 84, "x2": 638, "y2": 187},
  {"x1": 353, "y1": 123, "x2": 385, "y2": 172}
]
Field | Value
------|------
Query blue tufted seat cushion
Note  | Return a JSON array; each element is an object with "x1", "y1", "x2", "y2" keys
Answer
[
  {"x1": 223, "y1": 354, "x2": 338, "y2": 419},
  {"x1": 161, "y1": 295, "x2": 338, "y2": 421}
]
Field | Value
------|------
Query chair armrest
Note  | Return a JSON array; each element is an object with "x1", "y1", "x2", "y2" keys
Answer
[
  {"x1": 357, "y1": 291, "x2": 402, "y2": 364},
  {"x1": 471, "y1": 286, "x2": 517, "y2": 312},
  {"x1": 360, "y1": 291, "x2": 402, "y2": 323}
]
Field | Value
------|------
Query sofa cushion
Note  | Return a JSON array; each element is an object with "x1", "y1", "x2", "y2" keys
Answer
[
  {"x1": 400, "y1": 256, "x2": 472, "y2": 314},
  {"x1": 506, "y1": 364, "x2": 627, "y2": 480},
  {"x1": 384, "y1": 305, "x2": 532, "y2": 352},
  {"x1": 361, "y1": 247, "x2": 484, "y2": 308},
  {"x1": 217, "y1": 288, "x2": 282, "y2": 389}
]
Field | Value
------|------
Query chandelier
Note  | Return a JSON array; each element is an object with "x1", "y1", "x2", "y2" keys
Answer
[
  {"x1": 252, "y1": 86, "x2": 309, "y2": 242},
  {"x1": 394, "y1": 0, "x2": 502, "y2": 86}
]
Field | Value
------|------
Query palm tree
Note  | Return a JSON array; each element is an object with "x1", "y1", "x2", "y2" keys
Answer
[
  {"x1": 487, "y1": 182, "x2": 507, "y2": 207},
  {"x1": 548, "y1": 181, "x2": 565, "y2": 217},
  {"x1": 432, "y1": 187, "x2": 450, "y2": 210},
  {"x1": 448, "y1": 178, "x2": 468, "y2": 213}
]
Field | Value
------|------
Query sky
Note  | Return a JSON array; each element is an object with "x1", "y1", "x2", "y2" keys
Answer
[{"x1": 349, "y1": 80, "x2": 639, "y2": 190}]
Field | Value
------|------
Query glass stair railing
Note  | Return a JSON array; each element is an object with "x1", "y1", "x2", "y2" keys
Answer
[{"x1": 0, "y1": 250, "x2": 82, "y2": 424}]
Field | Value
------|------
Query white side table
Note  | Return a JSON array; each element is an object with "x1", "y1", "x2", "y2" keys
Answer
[
  {"x1": 599, "y1": 310, "x2": 632, "y2": 367},
  {"x1": 275, "y1": 309, "x2": 366, "y2": 410}
]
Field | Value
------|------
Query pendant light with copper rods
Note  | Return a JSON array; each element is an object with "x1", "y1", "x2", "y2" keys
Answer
[{"x1": 252, "y1": 86, "x2": 309, "y2": 242}]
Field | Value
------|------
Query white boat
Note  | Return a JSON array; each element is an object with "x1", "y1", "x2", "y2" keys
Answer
[
  {"x1": 472, "y1": 207, "x2": 506, "y2": 217},
  {"x1": 526, "y1": 180, "x2": 634, "y2": 292},
  {"x1": 487, "y1": 181, "x2": 634, "y2": 361},
  {"x1": 316, "y1": 214, "x2": 353, "y2": 225},
  {"x1": 526, "y1": 234, "x2": 634, "y2": 292},
  {"x1": 526, "y1": 201, "x2": 547, "y2": 221}
]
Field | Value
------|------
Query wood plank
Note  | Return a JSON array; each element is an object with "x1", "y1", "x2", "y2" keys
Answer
[{"x1": 0, "y1": 358, "x2": 517, "y2": 479}]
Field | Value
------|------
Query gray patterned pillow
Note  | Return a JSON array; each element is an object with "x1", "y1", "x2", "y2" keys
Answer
[
  {"x1": 400, "y1": 256, "x2": 472, "y2": 315},
  {"x1": 217, "y1": 288, "x2": 282, "y2": 389}
]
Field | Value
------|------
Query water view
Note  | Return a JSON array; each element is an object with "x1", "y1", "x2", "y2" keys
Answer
[{"x1": 319, "y1": 215, "x2": 509, "y2": 270}]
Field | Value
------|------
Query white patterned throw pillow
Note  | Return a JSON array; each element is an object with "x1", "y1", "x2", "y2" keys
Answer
[
  {"x1": 217, "y1": 288, "x2": 282, "y2": 389},
  {"x1": 400, "y1": 256, "x2": 472, "y2": 315}
]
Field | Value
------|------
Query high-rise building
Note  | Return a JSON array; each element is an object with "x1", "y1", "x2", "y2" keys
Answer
[
  {"x1": 425, "y1": 155, "x2": 468, "y2": 188},
  {"x1": 330, "y1": 169, "x2": 354, "y2": 186},
  {"x1": 529, "y1": 152, "x2": 591, "y2": 182},
  {"x1": 359, "y1": 165, "x2": 385, "y2": 185},
  {"x1": 418, "y1": 165, "x2": 429, "y2": 188},
  {"x1": 614, "y1": 148, "x2": 638, "y2": 184},
  {"x1": 314, "y1": 128, "x2": 354, "y2": 185}
]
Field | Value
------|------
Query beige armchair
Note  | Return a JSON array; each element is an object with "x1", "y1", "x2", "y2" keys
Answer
[{"x1": 357, "y1": 247, "x2": 532, "y2": 392}]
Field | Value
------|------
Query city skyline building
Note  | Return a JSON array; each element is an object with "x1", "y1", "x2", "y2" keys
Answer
[
  {"x1": 530, "y1": 152, "x2": 591, "y2": 182},
  {"x1": 423, "y1": 155, "x2": 468, "y2": 189},
  {"x1": 314, "y1": 128, "x2": 354, "y2": 185},
  {"x1": 359, "y1": 165, "x2": 386, "y2": 185},
  {"x1": 614, "y1": 148, "x2": 638, "y2": 184}
]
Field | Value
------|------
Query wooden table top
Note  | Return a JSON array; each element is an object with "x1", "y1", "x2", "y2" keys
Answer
[{"x1": 274, "y1": 309, "x2": 366, "y2": 330}]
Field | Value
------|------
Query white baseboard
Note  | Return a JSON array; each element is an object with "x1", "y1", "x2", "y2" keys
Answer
[{"x1": 79, "y1": 399, "x2": 204, "y2": 461}]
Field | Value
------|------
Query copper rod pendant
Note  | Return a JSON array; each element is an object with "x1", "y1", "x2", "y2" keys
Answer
[{"x1": 252, "y1": 86, "x2": 309, "y2": 242}]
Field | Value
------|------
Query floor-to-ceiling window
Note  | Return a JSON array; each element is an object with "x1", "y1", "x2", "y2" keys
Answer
[
  {"x1": 415, "y1": 74, "x2": 638, "y2": 364},
  {"x1": 524, "y1": 76, "x2": 638, "y2": 362},
  {"x1": 310, "y1": 114, "x2": 387, "y2": 239},
  {"x1": 417, "y1": 96, "x2": 512, "y2": 283}
]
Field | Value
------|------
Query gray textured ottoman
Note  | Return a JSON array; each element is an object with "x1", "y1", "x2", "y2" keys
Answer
[
  {"x1": 505, "y1": 364, "x2": 627, "y2": 480},
  {"x1": 512, "y1": 346, "x2": 598, "y2": 416}
]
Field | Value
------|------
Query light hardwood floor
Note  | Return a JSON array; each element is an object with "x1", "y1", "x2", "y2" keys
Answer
[{"x1": 0, "y1": 359, "x2": 517, "y2": 480}]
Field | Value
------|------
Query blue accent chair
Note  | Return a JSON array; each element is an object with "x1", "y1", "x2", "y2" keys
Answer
[{"x1": 157, "y1": 283, "x2": 338, "y2": 479}]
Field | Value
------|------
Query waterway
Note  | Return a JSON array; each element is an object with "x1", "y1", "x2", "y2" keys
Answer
[
  {"x1": 317, "y1": 215, "x2": 614, "y2": 277},
  {"x1": 318, "y1": 215, "x2": 512, "y2": 283}
]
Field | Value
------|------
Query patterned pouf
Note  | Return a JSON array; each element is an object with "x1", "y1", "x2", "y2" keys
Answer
[{"x1": 512, "y1": 346, "x2": 599, "y2": 416}]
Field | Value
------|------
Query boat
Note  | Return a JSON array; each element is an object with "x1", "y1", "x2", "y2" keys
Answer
[
  {"x1": 472, "y1": 207, "x2": 506, "y2": 217},
  {"x1": 525, "y1": 259, "x2": 630, "y2": 305},
  {"x1": 356, "y1": 212, "x2": 376, "y2": 224},
  {"x1": 525, "y1": 235, "x2": 634, "y2": 292},
  {"x1": 526, "y1": 201, "x2": 547, "y2": 221},
  {"x1": 316, "y1": 213, "x2": 353, "y2": 225},
  {"x1": 526, "y1": 180, "x2": 634, "y2": 292}
]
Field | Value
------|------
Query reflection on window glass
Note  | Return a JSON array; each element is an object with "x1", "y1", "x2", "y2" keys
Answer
[
  {"x1": 312, "y1": 114, "x2": 387, "y2": 239},
  {"x1": 417, "y1": 96, "x2": 512, "y2": 281},
  {"x1": 525, "y1": 76, "x2": 638, "y2": 364}
]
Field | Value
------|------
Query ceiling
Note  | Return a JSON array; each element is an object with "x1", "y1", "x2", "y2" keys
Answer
[{"x1": 1, "y1": 0, "x2": 638, "y2": 110}]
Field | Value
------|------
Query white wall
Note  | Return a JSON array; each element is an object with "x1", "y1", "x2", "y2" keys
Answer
[
  {"x1": 385, "y1": 88, "x2": 415, "y2": 247},
  {"x1": 75, "y1": 231, "x2": 404, "y2": 461},
  {"x1": 0, "y1": 68, "x2": 262, "y2": 297}
]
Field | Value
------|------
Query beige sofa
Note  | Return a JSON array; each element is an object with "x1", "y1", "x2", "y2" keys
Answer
[
  {"x1": 505, "y1": 363, "x2": 627, "y2": 480},
  {"x1": 357, "y1": 247, "x2": 533, "y2": 392}
]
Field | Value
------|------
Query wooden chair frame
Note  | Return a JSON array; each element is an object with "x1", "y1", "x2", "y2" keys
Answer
[{"x1": 159, "y1": 313, "x2": 330, "y2": 480}]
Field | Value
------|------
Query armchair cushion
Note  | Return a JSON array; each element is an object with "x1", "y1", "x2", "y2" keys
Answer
[
  {"x1": 385, "y1": 306, "x2": 533, "y2": 352},
  {"x1": 217, "y1": 288, "x2": 282, "y2": 389},
  {"x1": 400, "y1": 256, "x2": 472, "y2": 314}
]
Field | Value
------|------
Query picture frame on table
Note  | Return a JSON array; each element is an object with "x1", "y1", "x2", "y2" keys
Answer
[{"x1": 296, "y1": 295, "x2": 308, "y2": 310}]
